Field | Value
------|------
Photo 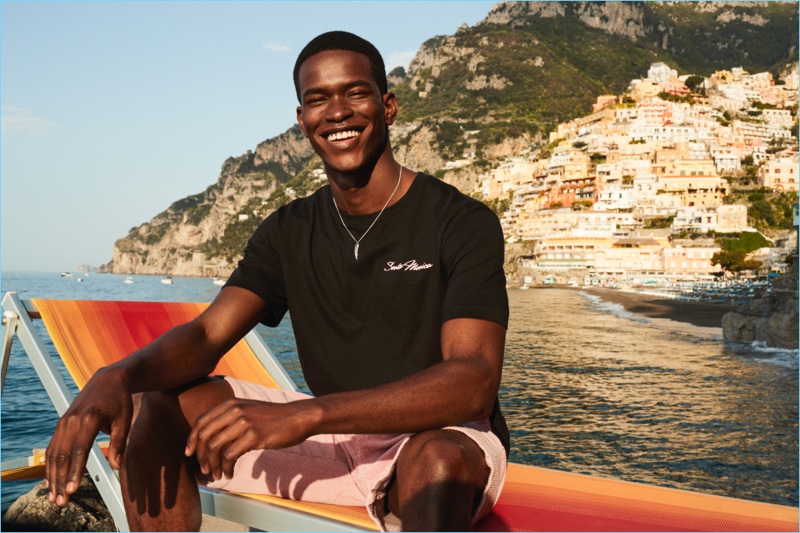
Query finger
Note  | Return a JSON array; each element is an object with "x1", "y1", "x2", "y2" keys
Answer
[
  {"x1": 185, "y1": 403, "x2": 224, "y2": 458},
  {"x1": 107, "y1": 416, "x2": 131, "y2": 470},
  {"x1": 187, "y1": 403, "x2": 236, "y2": 472},
  {"x1": 200, "y1": 425, "x2": 238, "y2": 480},
  {"x1": 65, "y1": 440, "x2": 92, "y2": 496},
  {"x1": 50, "y1": 449, "x2": 70, "y2": 506},
  {"x1": 47, "y1": 438, "x2": 79, "y2": 506},
  {"x1": 195, "y1": 409, "x2": 249, "y2": 480},
  {"x1": 44, "y1": 440, "x2": 57, "y2": 502},
  {"x1": 48, "y1": 412, "x2": 104, "y2": 506},
  {"x1": 107, "y1": 398, "x2": 133, "y2": 470},
  {"x1": 207, "y1": 424, "x2": 251, "y2": 481},
  {"x1": 220, "y1": 428, "x2": 256, "y2": 479},
  {"x1": 46, "y1": 420, "x2": 79, "y2": 506}
]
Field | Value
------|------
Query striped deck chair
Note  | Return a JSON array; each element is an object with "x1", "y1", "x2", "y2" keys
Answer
[{"x1": 1, "y1": 291, "x2": 797, "y2": 532}]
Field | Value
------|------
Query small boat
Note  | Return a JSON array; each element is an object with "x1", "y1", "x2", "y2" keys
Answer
[
  {"x1": 212, "y1": 278, "x2": 226, "y2": 286},
  {"x1": 519, "y1": 284, "x2": 530, "y2": 290},
  {"x1": 123, "y1": 277, "x2": 134, "y2": 285},
  {"x1": 161, "y1": 276, "x2": 174, "y2": 285},
  {"x1": 60, "y1": 272, "x2": 72, "y2": 278},
  {"x1": 76, "y1": 278, "x2": 83, "y2": 283}
]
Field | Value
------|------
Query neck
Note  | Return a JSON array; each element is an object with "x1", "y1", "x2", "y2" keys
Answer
[{"x1": 328, "y1": 156, "x2": 405, "y2": 216}]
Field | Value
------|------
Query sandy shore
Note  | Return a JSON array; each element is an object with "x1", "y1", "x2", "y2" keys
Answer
[{"x1": 581, "y1": 287, "x2": 738, "y2": 328}]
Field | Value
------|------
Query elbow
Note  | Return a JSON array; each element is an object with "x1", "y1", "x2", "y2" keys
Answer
[
  {"x1": 466, "y1": 367, "x2": 500, "y2": 420},
  {"x1": 472, "y1": 394, "x2": 496, "y2": 420}
]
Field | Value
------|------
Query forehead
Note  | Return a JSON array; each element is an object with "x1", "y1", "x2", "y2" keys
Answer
[{"x1": 297, "y1": 49, "x2": 375, "y2": 93}]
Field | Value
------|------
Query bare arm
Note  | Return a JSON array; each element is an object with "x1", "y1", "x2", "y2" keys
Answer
[
  {"x1": 119, "y1": 287, "x2": 269, "y2": 392},
  {"x1": 187, "y1": 317, "x2": 506, "y2": 480},
  {"x1": 45, "y1": 286, "x2": 268, "y2": 505}
]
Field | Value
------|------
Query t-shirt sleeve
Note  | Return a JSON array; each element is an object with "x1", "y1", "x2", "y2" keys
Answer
[
  {"x1": 442, "y1": 205, "x2": 509, "y2": 328},
  {"x1": 224, "y1": 213, "x2": 289, "y2": 327}
]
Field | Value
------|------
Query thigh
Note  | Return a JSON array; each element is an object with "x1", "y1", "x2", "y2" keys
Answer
[
  {"x1": 199, "y1": 378, "x2": 366, "y2": 506},
  {"x1": 201, "y1": 427, "x2": 365, "y2": 506}
]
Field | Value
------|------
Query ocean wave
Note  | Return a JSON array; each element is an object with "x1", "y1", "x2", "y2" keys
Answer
[
  {"x1": 578, "y1": 291, "x2": 651, "y2": 323},
  {"x1": 726, "y1": 340, "x2": 800, "y2": 368}
]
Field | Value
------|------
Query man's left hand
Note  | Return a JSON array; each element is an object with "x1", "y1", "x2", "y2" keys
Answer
[{"x1": 185, "y1": 398, "x2": 320, "y2": 480}]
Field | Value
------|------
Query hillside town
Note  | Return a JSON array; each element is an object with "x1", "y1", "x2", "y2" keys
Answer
[{"x1": 473, "y1": 62, "x2": 799, "y2": 290}]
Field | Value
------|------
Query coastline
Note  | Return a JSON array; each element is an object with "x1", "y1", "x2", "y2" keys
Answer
[{"x1": 580, "y1": 287, "x2": 737, "y2": 328}]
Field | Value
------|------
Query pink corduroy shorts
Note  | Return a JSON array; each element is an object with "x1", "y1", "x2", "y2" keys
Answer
[{"x1": 199, "y1": 377, "x2": 508, "y2": 532}]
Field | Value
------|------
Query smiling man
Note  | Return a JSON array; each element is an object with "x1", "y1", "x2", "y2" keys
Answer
[{"x1": 45, "y1": 31, "x2": 510, "y2": 532}]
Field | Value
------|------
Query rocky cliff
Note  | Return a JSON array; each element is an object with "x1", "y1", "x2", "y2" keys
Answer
[
  {"x1": 722, "y1": 273, "x2": 799, "y2": 349},
  {"x1": 101, "y1": 1, "x2": 798, "y2": 277}
]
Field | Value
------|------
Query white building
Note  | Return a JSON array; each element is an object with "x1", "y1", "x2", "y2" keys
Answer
[{"x1": 647, "y1": 62, "x2": 678, "y2": 85}]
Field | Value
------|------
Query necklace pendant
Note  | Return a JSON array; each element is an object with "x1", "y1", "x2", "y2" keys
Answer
[{"x1": 354, "y1": 243, "x2": 359, "y2": 260}]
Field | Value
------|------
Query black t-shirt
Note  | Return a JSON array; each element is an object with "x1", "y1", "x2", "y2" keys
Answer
[{"x1": 227, "y1": 173, "x2": 510, "y2": 453}]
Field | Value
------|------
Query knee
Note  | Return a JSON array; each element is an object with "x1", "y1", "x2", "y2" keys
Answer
[
  {"x1": 131, "y1": 390, "x2": 195, "y2": 445},
  {"x1": 399, "y1": 432, "x2": 475, "y2": 485},
  {"x1": 138, "y1": 390, "x2": 182, "y2": 422}
]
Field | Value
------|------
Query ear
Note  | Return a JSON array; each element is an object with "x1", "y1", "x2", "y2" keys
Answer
[
  {"x1": 383, "y1": 92, "x2": 398, "y2": 126},
  {"x1": 296, "y1": 105, "x2": 309, "y2": 137}
]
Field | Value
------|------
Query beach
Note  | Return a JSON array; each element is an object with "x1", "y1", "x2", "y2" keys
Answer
[{"x1": 581, "y1": 287, "x2": 737, "y2": 328}]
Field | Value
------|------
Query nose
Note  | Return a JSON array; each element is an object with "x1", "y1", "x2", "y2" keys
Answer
[{"x1": 326, "y1": 95, "x2": 354, "y2": 123}]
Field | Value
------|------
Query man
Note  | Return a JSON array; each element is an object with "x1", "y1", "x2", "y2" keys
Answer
[{"x1": 46, "y1": 31, "x2": 509, "y2": 532}]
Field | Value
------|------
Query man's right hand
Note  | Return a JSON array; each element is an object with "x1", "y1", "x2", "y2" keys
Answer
[
  {"x1": 45, "y1": 366, "x2": 133, "y2": 506},
  {"x1": 43, "y1": 286, "x2": 270, "y2": 507}
]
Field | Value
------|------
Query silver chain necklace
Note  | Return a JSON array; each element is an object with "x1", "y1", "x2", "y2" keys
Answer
[{"x1": 332, "y1": 165, "x2": 403, "y2": 260}]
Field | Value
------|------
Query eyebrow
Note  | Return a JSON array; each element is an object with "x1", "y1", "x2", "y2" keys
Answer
[{"x1": 302, "y1": 80, "x2": 373, "y2": 99}]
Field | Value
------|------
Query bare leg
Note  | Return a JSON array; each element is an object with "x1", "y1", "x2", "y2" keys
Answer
[
  {"x1": 386, "y1": 429, "x2": 489, "y2": 532},
  {"x1": 119, "y1": 378, "x2": 235, "y2": 532}
]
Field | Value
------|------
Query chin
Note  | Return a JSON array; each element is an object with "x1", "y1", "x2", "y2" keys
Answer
[{"x1": 323, "y1": 155, "x2": 372, "y2": 176}]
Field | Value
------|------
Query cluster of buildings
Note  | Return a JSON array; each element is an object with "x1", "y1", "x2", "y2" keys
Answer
[{"x1": 477, "y1": 63, "x2": 799, "y2": 285}]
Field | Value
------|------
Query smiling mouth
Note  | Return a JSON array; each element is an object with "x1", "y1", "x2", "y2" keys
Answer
[{"x1": 325, "y1": 130, "x2": 360, "y2": 141}]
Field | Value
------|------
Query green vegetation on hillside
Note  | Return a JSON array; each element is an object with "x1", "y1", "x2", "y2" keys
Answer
[
  {"x1": 394, "y1": 17, "x2": 669, "y2": 150},
  {"x1": 643, "y1": 2, "x2": 798, "y2": 76},
  {"x1": 711, "y1": 232, "x2": 772, "y2": 273},
  {"x1": 725, "y1": 190, "x2": 798, "y2": 230}
]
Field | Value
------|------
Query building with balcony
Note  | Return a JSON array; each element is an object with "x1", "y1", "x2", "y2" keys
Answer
[{"x1": 758, "y1": 152, "x2": 798, "y2": 192}]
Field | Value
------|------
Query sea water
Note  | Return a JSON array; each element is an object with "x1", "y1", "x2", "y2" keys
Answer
[{"x1": 1, "y1": 272, "x2": 797, "y2": 513}]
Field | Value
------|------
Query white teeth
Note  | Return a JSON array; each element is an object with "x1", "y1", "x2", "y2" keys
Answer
[{"x1": 327, "y1": 130, "x2": 359, "y2": 141}]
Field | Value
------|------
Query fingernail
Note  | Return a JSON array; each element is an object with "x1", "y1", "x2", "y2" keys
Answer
[
  {"x1": 56, "y1": 495, "x2": 65, "y2": 506},
  {"x1": 66, "y1": 481, "x2": 76, "y2": 493}
]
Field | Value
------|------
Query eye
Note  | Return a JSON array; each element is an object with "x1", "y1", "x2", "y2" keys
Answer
[{"x1": 305, "y1": 97, "x2": 327, "y2": 107}]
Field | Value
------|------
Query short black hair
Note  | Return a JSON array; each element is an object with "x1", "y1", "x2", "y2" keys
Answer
[{"x1": 293, "y1": 31, "x2": 388, "y2": 102}]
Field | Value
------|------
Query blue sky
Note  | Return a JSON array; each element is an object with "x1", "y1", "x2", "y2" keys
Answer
[{"x1": 1, "y1": 1, "x2": 496, "y2": 273}]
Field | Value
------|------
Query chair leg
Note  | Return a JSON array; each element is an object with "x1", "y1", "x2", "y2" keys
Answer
[{"x1": 1, "y1": 310, "x2": 19, "y2": 394}]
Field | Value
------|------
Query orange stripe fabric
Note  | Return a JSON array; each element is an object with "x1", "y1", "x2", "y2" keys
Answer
[
  {"x1": 28, "y1": 299, "x2": 799, "y2": 532},
  {"x1": 32, "y1": 299, "x2": 279, "y2": 389},
  {"x1": 475, "y1": 463, "x2": 798, "y2": 531}
]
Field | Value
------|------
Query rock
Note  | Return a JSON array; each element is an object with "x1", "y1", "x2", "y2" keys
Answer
[
  {"x1": 722, "y1": 312, "x2": 758, "y2": 343},
  {"x1": 2, "y1": 477, "x2": 115, "y2": 532},
  {"x1": 722, "y1": 273, "x2": 799, "y2": 350}
]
